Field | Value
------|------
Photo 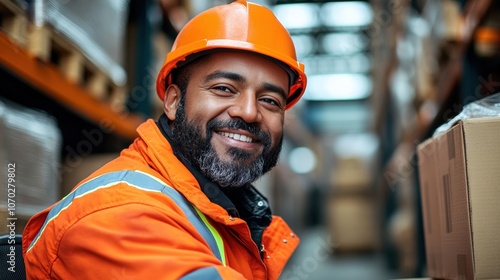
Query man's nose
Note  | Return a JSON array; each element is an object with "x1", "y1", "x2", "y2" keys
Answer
[{"x1": 227, "y1": 92, "x2": 262, "y2": 123}]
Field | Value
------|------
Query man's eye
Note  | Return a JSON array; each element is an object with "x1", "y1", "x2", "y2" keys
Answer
[
  {"x1": 260, "y1": 98, "x2": 283, "y2": 108},
  {"x1": 213, "y1": 86, "x2": 232, "y2": 93}
]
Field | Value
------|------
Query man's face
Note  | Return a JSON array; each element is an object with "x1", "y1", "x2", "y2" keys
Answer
[{"x1": 167, "y1": 51, "x2": 289, "y2": 188}]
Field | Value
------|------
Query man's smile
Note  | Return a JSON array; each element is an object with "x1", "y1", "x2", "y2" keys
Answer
[
  {"x1": 213, "y1": 128, "x2": 263, "y2": 153},
  {"x1": 216, "y1": 131, "x2": 256, "y2": 143}
]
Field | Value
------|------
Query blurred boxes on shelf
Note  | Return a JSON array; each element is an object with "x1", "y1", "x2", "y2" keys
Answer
[
  {"x1": 326, "y1": 195, "x2": 380, "y2": 253},
  {"x1": 439, "y1": 0, "x2": 463, "y2": 42},
  {"x1": 60, "y1": 153, "x2": 118, "y2": 197},
  {"x1": 12, "y1": 0, "x2": 130, "y2": 104},
  {"x1": 424, "y1": 0, "x2": 463, "y2": 44},
  {"x1": 1, "y1": 0, "x2": 131, "y2": 111},
  {"x1": 35, "y1": 0, "x2": 130, "y2": 87},
  {"x1": 417, "y1": 117, "x2": 500, "y2": 279},
  {"x1": 0, "y1": 99, "x2": 62, "y2": 232},
  {"x1": 2, "y1": 0, "x2": 130, "y2": 85},
  {"x1": 330, "y1": 157, "x2": 373, "y2": 194},
  {"x1": 0, "y1": 0, "x2": 28, "y2": 46}
]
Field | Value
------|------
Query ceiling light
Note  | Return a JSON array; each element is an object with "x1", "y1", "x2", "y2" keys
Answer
[
  {"x1": 304, "y1": 74, "x2": 373, "y2": 100},
  {"x1": 273, "y1": 3, "x2": 321, "y2": 30},
  {"x1": 288, "y1": 147, "x2": 317, "y2": 174},
  {"x1": 320, "y1": 32, "x2": 370, "y2": 54},
  {"x1": 302, "y1": 54, "x2": 372, "y2": 74},
  {"x1": 334, "y1": 133, "x2": 379, "y2": 158},
  {"x1": 291, "y1": 35, "x2": 317, "y2": 57},
  {"x1": 321, "y1": 1, "x2": 373, "y2": 28}
]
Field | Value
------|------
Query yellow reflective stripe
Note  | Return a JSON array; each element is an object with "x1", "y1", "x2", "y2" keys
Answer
[{"x1": 194, "y1": 207, "x2": 226, "y2": 267}]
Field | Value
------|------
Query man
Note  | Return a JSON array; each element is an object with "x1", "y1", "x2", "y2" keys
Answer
[{"x1": 22, "y1": 0, "x2": 307, "y2": 279}]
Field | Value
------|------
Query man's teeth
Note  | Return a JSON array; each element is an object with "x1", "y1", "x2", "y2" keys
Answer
[{"x1": 219, "y1": 132, "x2": 253, "y2": 143}]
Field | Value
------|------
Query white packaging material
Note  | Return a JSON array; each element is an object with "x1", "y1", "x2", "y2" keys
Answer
[
  {"x1": 0, "y1": 99, "x2": 62, "y2": 216},
  {"x1": 433, "y1": 92, "x2": 500, "y2": 136}
]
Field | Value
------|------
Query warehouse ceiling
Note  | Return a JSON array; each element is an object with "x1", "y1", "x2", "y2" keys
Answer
[
  {"x1": 268, "y1": 0, "x2": 379, "y2": 165},
  {"x1": 271, "y1": 1, "x2": 374, "y2": 127}
]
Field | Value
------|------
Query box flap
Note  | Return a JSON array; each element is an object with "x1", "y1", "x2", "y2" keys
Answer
[
  {"x1": 417, "y1": 138, "x2": 444, "y2": 278},
  {"x1": 462, "y1": 117, "x2": 500, "y2": 278}
]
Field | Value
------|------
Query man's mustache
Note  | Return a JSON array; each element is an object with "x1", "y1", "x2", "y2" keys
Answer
[{"x1": 207, "y1": 118, "x2": 271, "y2": 146}]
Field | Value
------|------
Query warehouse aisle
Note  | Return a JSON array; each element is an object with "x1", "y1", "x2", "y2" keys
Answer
[{"x1": 280, "y1": 227, "x2": 400, "y2": 280}]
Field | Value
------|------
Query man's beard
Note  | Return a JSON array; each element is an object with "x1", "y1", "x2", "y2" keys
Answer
[{"x1": 171, "y1": 100, "x2": 283, "y2": 188}]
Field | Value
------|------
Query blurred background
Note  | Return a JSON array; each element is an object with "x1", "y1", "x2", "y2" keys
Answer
[{"x1": 1, "y1": 0, "x2": 499, "y2": 279}]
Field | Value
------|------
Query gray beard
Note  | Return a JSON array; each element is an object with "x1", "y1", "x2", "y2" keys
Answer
[
  {"x1": 171, "y1": 98, "x2": 282, "y2": 188},
  {"x1": 195, "y1": 144, "x2": 265, "y2": 188}
]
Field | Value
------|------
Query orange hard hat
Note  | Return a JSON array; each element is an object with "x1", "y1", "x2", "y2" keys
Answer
[{"x1": 155, "y1": 0, "x2": 307, "y2": 110}]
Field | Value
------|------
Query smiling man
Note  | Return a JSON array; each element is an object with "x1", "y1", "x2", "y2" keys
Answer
[
  {"x1": 22, "y1": 1, "x2": 307, "y2": 279},
  {"x1": 166, "y1": 52, "x2": 288, "y2": 189}
]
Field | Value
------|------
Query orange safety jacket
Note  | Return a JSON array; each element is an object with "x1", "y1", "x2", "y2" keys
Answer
[{"x1": 22, "y1": 119, "x2": 299, "y2": 279}]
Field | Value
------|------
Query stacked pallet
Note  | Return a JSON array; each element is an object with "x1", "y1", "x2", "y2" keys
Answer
[
  {"x1": 326, "y1": 156, "x2": 381, "y2": 254},
  {"x1": 0, "y1": 0, "x2": 129, "y2": 112}
]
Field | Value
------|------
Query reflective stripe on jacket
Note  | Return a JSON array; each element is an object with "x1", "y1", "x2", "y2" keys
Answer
[
  {"x1": 22, "y1": 119, "x2": 299, "y2": 279},
  {"x1": 26, "y1": 170, "x2": 227, "y2": 266}
]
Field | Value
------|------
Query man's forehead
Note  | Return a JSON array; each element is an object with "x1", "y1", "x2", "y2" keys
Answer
[{"x1": 191, "y1": 50, "x2": 294, "y2": 86}]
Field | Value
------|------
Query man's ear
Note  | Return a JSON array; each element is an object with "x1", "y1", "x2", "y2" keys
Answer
[{"x1": 163, "y1": 84, "x2": 181, "y2": 121}]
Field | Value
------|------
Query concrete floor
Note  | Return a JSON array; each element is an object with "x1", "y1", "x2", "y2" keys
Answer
[{"x1": 280, "y1": 227, "x2": 402, "y2": 280}]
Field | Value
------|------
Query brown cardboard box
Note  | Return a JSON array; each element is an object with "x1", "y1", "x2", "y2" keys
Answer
[
  {"x1": 330, "y1": 157, "x2": 372, "y2": 194},
  {"x1": 417, "y1": 117, "x2": 500, "y2": 279},
  {"x1": 418, "y1": 138, "x2": 444, "y2": 278},
  {"x1": 326, "y1": 195, "x2": 380, "y2": 253}
]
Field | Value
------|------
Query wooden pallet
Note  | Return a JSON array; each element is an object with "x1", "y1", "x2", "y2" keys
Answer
[
  {"x1": 0, "y1": 0, "x2": 27, "y2": 46},
  {"x1": 27, "y1": 25, "x2": 127, "y2": 110},
  {"x1": 0, "y1": 0, "x2": 127, "y2": 112}
]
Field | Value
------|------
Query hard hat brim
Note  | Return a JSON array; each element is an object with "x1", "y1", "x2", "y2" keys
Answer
[{"x1": 156, "y1": 39, "x2": 307, "y2": 110}]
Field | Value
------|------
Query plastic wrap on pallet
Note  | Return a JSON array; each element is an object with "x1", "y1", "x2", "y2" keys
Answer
[
  {"x1": 0, "y1": 99, "x2": 62, "y2": 216},
  {"x1": 42, "y1": 0, "x2": 129, "y2": 86}
]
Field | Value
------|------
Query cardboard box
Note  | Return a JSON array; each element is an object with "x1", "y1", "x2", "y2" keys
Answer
[
  {"x1": 417, "y1": 117, "x2": 500, "y2": 279},
  {"x1": 326, "y1": 195, "x2": 380, "y2": 253},
  {"x1": 330, "y1": 157, "x2": 373, "y2": 194}
]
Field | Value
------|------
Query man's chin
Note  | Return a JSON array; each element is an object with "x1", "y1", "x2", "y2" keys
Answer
[
  {"x1": 223, "y1": 155, "x2": 261, "y2": 168},
  {"x1": 226, "y1": 146, "x2": 261, "y2": 160},
  {"x1": 216, "y1": 159, "x2": 255, "y2": 172}
]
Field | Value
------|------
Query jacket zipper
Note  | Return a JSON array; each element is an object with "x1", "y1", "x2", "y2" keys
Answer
[{"x1": 228, "y1": 224, "x2": 268, "y2": 279}]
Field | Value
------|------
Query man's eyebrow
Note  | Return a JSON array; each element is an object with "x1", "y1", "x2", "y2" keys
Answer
[
  {"x1": 204, "y1": 71, "x2": 246, "y2": 84},
  {"x1": 204, "y1": 70, "x2": 287, "y2": 100},
  {"x1": 263, "y1": 82, "x2": 287, "y2": 101}
]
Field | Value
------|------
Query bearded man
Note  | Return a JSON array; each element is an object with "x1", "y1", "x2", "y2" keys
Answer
[{"x1": 22, "y1": 1, "x2": 307, "y2": 279}]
